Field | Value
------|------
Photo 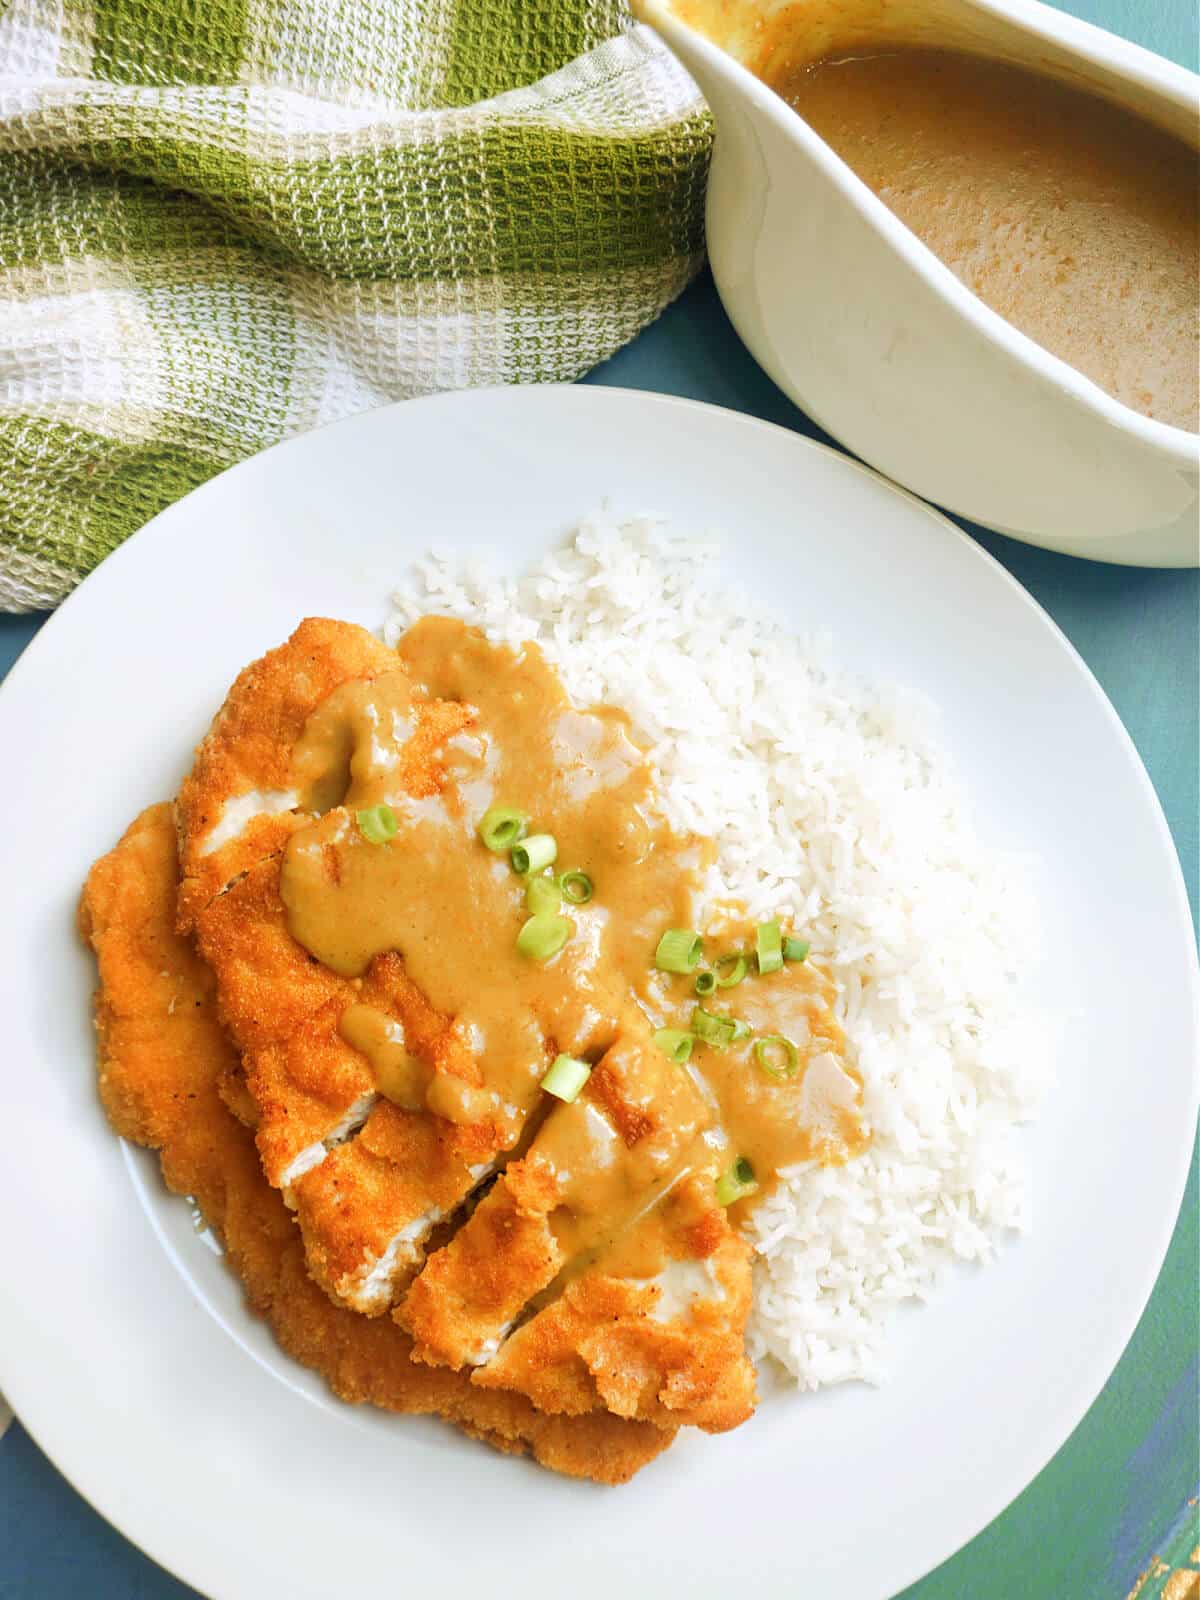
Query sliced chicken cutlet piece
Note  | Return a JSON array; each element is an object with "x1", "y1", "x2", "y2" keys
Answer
[
  {"x1": 175, "y1": 617, "x2": 402, "y2": 931},
  {"x1": 288, "y1": 1014, "x2": 510, "y2": 1314},
  {"x1": 175, "y1": 617, "x2": 444, "y2": 1182},
  {"x1": 178, "y1": 619, "x2": 505, "y2": 1311},
  {"x1": 81, "y1": 803, "x2": 674, "y2": 1485},
  {"x1": 190, "y1": 853, "x2": 378, "y2": 1183},
  {"x1": 398, "y1": 1148, "x2": 563, "y2": 1367},
  {"x1": 80, "y1": 803, "x2": 243, "y2": 1165},
  {"x1": 398, "y1": 1028, "x2": 708, "y2": 1367},
  {"x1": 398, "y1": 1028, "x2": 757, "y2": 1432},
  {"x1": 195, "y1": 848, "x2": 522, "y2": 1313},
  {"x1": 472, "y1": 1175, "x2": 756, "y2": 1435},
  {"x1": 191, "y1": 855, "x2": 346, "y2": 1056}
]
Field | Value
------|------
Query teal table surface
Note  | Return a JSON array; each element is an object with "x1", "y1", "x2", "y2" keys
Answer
[{"x1": 1, "y1": 2, "x2": 1197, "y2": 1596}]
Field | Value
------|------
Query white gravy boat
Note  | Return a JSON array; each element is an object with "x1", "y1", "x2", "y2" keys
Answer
[{"x1": 634, "y1": 0, "x2": 1200, "y2": 566}]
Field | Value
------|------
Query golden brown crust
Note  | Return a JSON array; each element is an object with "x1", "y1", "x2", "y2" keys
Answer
[
  {"x1": 248, "y1": 953, "x2": 496, "y2": 1196},
  {"x1": 194, "y1": 857, "x2": 353, "y2": 1057},
  {"x1": 80, "y1": 803, "x2": 673, "y2": 1485},
  {"x1": 247, "y1": 1005, "x2": 375, "y2": 1181},
  {"x1": 473, "y1": 1185, "x2": 757, "y2": 1435},
  {"x1": 216, "y1": 1062, "x2": 259, "y2": 1128},
  {"x1": 180, "y1": 622, "x2": 503, "y2": 1311},
  {"x1": 289, "y1": 1098, "x2": 488, "y2": 1310},
  {"x1": 82, "y1": 803, "x2": 233, "y2": 1156},
  {"x1": 399, "y1": 1156, "x2": 564, "y2": 1368}
]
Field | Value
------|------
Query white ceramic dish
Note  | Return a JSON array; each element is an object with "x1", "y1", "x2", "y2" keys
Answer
[
  {"x1": 636, "y1": 0, "x2": 1200, "y2": 566},
  {"x1": 0, "y1": 387, "x2": 1195, "y2": 1600}
]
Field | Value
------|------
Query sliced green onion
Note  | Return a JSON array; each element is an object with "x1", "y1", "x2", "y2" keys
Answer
[
  {"x1": 356, "y1": 804, "x2": 398, "y2": 844},
  {"x1": 731, "y1": 1018, "x2": 754, "y2": 1043},
  {"x1": 559, "y1": 870, "x2": 593, "y2": 906},
  {"x1": 478, "y1": 805, "x2": 527, "y2": 852},
  {"x1": 694, "y1": 969, "x2": 717, "y2": 996},
  {"x1": 655, "y1": 928, "x2": 702, "y2": 974},
  {"x1": 511, "y1": 833, "x2": 558, "y2": 875},
  {"x1": 653, "y1": 1028, "x2": 694, "y2": 1065},
  {"x1": 754, "y1": 1034, "x2": 799, "y2": 1080},
  {"x1": 691, "y1": 1006, "x2": 738, "y2": 1049},
  {"x1": 525, "y1": 874, "x2": 561, "y2": 915},
  {"x1": 714, "y1": 952, "x2": 747, "y2": 989},
  {"x1": 756, "y1": 919, "x2": 783, "y2": 975},
  {"x1": 516, "y1": 914, "x2": 570, "y2": 962},
  {"x1": 715, "y1": 1156, "x2": 758, "y2": 1207},
  {"x1": 783, "y1": 935, "x2": 811, "y2": 963},
  {"x1": 541, "y1": 1053, "x2": 591, "y2": 1103}
]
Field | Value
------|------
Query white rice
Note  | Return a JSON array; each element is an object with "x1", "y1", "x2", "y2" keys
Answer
[{"x1": 385, "y1": 513, "x2": 1051, "y2": 1390}]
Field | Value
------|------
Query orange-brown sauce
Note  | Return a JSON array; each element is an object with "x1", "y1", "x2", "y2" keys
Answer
[
  {"x1": 279, "y1": 618, "x2": 869, "y2": 1280},
  {"x1": 338, "y1": 1002, "x2": 429, "y2": 1110},
  {"x1": 776, "y1": 48, "x2": 1199, "y2": 431}
]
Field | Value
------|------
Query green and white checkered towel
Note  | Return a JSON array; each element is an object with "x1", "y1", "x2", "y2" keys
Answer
[{"x1": 0, "y1": 0, "x2": 708, "y2": 610}]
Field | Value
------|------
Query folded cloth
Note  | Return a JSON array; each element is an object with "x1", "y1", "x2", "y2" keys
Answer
[{"x1": 0, "y1": 1, "x2": 708, "y2": 610}]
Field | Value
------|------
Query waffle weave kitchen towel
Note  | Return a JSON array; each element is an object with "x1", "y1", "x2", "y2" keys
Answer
[{"x1": 0, "y1": 0, "x2": 708, "y2": 609}]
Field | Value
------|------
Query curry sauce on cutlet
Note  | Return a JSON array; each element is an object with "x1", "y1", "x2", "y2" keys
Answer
[
  {"x1": 277, "y1": 616, "x2": 868, "y2": 1319},
  {"x1": 81, "y1": 804, "x2": 673, "y2": 1484},
  {"x1": 98, "y1": 614, "x2": 873, "y2": 1450}
]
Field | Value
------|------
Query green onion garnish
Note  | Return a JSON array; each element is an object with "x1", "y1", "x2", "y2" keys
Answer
[
  {"x1": 653, "y1": 1028, "x2": 694, "y2": 1064},
  {"x1": 694, "y1": 970, "x2": 717, "y2": 996},
  {"x1": 559, "y1": 870, "x2": 593, "y2": 905},
  {"x1": 525, "y1": 874, "x2": 561, "y2": 916},
  {"x1": 655, "y1": 928, "x2": 702, "y2": 974},
  {"x1": 715, "y1": 1156, "x2": 758, "y2": 1207},
  {"x1": 754, "y1": 1034, "x2": 799, "y2": 1079},
  {"x1": 511, "y1": 833, "x2": 557, "y2": 875},
  {"x1": 783, "y1": 935, "x2": 810, "y2": 963},
  {"x1": 541, "y1": 1053, "x2": 591, "y2": 1103},
  {"x1": 715, "y1": 953, "x2": 747, "y2": 989},
  {"x1": 478, "y1": 806, "x2": 527, "y2": 852},
  {"x1": 691, "y1": 1006, "x2": 738, "y2": 1049},
  {"x1": 356, "y1": 804, "x2": 398, "y2": 844},
  {"x1": 756, "y1": 919, "x2": 783, "y2": 974},
  {"x1": 516, "y1": 914, "x2": 570, "y2": 961},
  {"x1": 731, "y1": 1018, "x2": 753, "y2": 1043}
]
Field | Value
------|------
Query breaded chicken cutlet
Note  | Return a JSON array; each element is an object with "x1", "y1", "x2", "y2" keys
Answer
[
  {"x1": 82, "y1": 614, "x2": 872, "y2": 1470},
  {"x1": 170, "y1": 617, "x2": 760, "y2": 1436},
  {"x1": 80, "y1": 803, "x2": 673, "y2": 1485},
  {"x1": 176, "y1": 619, "x2": 489, "y2": 1314}
]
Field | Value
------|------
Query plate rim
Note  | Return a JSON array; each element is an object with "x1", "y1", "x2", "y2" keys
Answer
[{"x1": 1, "y1": 383, "x2": 1196, "y2": 1600}]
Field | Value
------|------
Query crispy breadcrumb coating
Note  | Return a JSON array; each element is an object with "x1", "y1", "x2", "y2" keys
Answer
[{"x1": 80, "y1": 804, "x2": 673, "y2": 1485}]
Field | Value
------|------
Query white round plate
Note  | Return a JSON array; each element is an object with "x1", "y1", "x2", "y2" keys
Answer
[{"x1": 0, "y1": 387, "x2": 1195, "y2": 1600}]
